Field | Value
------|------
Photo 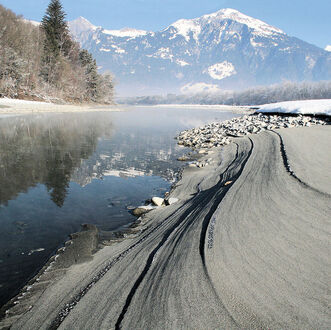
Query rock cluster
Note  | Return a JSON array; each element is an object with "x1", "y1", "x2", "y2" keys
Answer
[
  {"x1": 132, "y1": 196, "x2": 179, "y2": 217},
  {"x1": 177, "y1": 113, "x2": 328, "y2": 149}
]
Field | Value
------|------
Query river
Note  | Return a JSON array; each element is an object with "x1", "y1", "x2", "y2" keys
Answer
[{"x1": 0, "y1": 105, "x2": 239, "y2": 308}]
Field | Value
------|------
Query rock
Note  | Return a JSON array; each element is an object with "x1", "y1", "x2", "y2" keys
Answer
[
  {"x1": 132, "y1": 205, "x2": 154, "y2": 217},
  {"x1": 165, "y1": 197, "x2": 179, "y2": 206},
  {"x1": 188, "y1": 163, "x2": 197, "y2": 168},
  {"x1": 177, "y1": 156, "x2": 191, "y2": 161},
  {"x1": 224, "y1": 181, "x2": 233, "y2": 186},
  {"x1": 151, "y1": 197, "x2": 164, "y2": 207}
]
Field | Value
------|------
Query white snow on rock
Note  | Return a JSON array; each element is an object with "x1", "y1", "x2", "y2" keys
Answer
[
  {"x1": 206, "y1": 61, "x2": 236, "y2": 80},
  {"x1": 257, "y1": 100, "x2": 331, "y2": 116},
  {"x1": 167, "y1": 8, "x2": 284, "y2": 41},
  {"x1": 176, "y1": 59, "x2": 190, "y2": 66},
  {"x1": 111, "y1": 45, "x2": 126, "y2": 54},
  {"x1": 202, "y1": 8, "x2": 284, "y2": 36},
  {"x1": 148, "y1": 47, "x2": 174, "y2": 60},
  {"x1": 325, "y1": 45, "x2": 331, "y2": 52},
  {"x1": 103, "y1": 27, "x2": 148, "y2": 38},
  {"x1": 170, "y1": 19, "x2": 201, "y2": 42}
]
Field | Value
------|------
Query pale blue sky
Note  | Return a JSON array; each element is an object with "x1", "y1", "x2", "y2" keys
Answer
[{"x1": 1, "y1": 0, "x2": 330, "y2": 49}]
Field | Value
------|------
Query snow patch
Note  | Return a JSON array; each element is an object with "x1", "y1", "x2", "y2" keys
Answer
[
  {"x1": 170, "y1": 19, "x2": 201, "y2": 42},
  {"x1": 176, "y1": 60, "x2": 190, "y2": 66},
  {"x1": 305, "y1": 56, "x2": 316, "y2": 69},
  {"x1": 257, "y1": 100, "x2": 331, "y2": 116},
  {"x1": 181, "y1": 83, "x2": 221, "y2": 94},
  {"x1": 250, "y1": 38, "x2": 264, "y2": 47},
  {"x1": 206, "y1": 61, "x2": 236, "y2": 80},
  {"x1": 23, "y1": 19, "x2": 40, "y2": 27},
  {"x1": 111, "y1": 45, "x2": 126, "y2": 54},
  {"x1": 325, "y1": 45, "x2": 331, "y2": 52},
  {"x1": 149, "y1": 48, "x2": 174, "y2": 60},
  {"x1": 103, "y1": 27, "x2": 148, "y2": 38}
]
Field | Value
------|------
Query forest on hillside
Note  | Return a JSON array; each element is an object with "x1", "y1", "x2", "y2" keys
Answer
[
  {"x1": 0, "y1": 1, "x2": 113, "y2": 103},
  {"x1": 119, "y1": 80, "x2": 331, "y2": 106}
]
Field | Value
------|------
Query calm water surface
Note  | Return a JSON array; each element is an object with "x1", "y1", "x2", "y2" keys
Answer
[{"x1": 0, "y1": 106, "x2": 238, "y2": 307}]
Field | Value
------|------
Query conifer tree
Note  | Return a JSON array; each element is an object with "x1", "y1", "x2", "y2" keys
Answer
[
  {"x1": 41, "y1": 0, "x2": 72, "y2": 57},
  {"x1": 40, "y1": 0, "x2": 72, "y2": 82},
  {"x1": 79, "y1": 49, "x2": 100, "y2": 101}
]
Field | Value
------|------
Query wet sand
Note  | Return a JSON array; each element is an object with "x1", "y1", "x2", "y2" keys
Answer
[{"x1": 1, "y1": 125, "x2": 330, "y2": 329}]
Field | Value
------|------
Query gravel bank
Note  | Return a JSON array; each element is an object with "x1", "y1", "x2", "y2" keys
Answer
[{"x1": 177, "y1": 113, "x2": 328, "y2": 149}]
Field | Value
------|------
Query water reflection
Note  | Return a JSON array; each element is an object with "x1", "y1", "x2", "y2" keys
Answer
[{"x1": 0, "y1": 113, "x2": 113, "y2": 207}]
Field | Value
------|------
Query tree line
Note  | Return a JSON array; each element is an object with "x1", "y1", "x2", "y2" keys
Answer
[
  {"x1": 0, "y1": 0, "x2": 113, "y2": 103},
  {"x1": 119, "y1": 80, "x2": 331, "y2": 106}
]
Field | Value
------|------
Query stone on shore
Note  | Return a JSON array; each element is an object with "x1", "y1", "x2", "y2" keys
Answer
[
  {"x1": 176, "y1": 113, "x2": 328, "y2": 150},
  {"x1": 132, "y1": 205, "x2": 155, "y2": 217},
  {"x1": 151, "y1": 197, "x2": 164, "y2": 207},
  {"x1": 165, "y1": 197, "x2": 179, "y2": 206}
]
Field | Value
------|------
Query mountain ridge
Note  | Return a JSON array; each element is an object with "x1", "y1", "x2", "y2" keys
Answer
[{"x1": 69, "y1": 9, "x2": 331, "y2": 96}]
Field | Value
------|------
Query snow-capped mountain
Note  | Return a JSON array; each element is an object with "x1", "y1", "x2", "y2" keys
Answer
[{"x1": 69, "y1": 9, "x2": 331, "y2": 96}]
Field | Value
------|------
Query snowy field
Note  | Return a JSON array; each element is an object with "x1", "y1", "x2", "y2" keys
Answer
[{"x1": 0, "y1": 97, "x2": 120, "y2": 114}]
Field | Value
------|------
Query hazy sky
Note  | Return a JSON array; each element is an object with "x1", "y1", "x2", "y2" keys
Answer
[{"x1": 1, "y1": 0, "x2": 330, "y2": 48}]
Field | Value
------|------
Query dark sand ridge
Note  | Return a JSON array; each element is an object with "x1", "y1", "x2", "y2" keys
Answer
[{"x1": 1, "y1": 126, "x2": 330, "y2": 329}]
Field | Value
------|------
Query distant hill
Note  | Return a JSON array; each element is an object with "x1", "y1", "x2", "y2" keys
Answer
[{"x1": 69, "y1": 8, "x2": 331, "y2": 96}]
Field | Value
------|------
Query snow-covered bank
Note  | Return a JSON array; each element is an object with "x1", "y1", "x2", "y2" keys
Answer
[
  {"x1": 257, "y1": 99, "x2": 331, "y2": 116},
  {"x1": 0, "y1": 98, "x2": 121, "y2": 114}
]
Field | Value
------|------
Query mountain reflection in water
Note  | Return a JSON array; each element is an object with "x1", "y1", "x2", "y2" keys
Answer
[{"x1": 0, "y1": 107, "x2": 239, "y2": 308}]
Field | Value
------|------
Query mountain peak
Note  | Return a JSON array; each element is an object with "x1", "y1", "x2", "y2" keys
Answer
[
  {"x1": 202, "y1": 8, "x2": 284, "y2": 36},
  {"x1": 169, "y1": 8, "x2": 284, "y2": 40},
  {"x1": 68, "y1": 16, "x2": 98, "y2": 36}
]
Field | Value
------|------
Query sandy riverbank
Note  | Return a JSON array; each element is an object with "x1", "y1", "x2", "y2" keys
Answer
[
  {"x1": 0, "y1": 98, "x2": 122, "y2": 114},
  {"x1": 1, "y1": 123, "x2": 330, "y2": 329}
]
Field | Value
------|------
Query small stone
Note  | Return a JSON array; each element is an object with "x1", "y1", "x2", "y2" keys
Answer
[
  {"x1": 132, "y1": 205, "x2": 154, "y2": 217},
  {"x1": 166, "y1": 197, "x2": 179, "y2": 206},
  {"x1": 152, "y1": 197, "x2": 164, "y2": 207}
]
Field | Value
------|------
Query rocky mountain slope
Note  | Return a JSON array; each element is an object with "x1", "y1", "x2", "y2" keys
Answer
[{"x1": 69, "y1": 9, "x2": 331, "y2": 96}]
